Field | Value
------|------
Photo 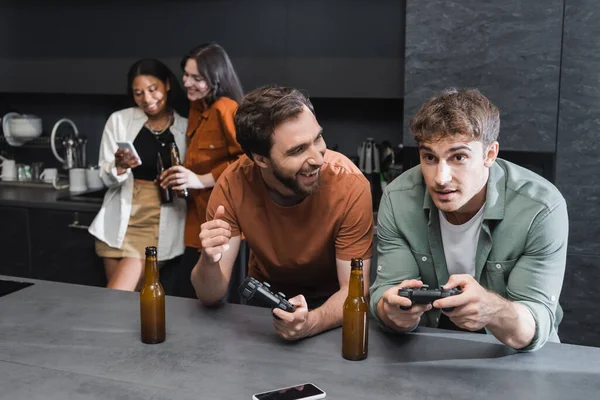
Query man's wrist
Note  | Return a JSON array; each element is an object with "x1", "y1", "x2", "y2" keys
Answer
[
  {"x1": 306, "y1": 309, "x2": 320, "y2": 337},
  {"x1": 376, "y1": 297, "x2": 419, "y2": 333},
  {"x1": 199, "y1": 251, "x2": 220, "y2": 269},
  {"x1": 483, "y1": 291, "x2": 512, "y2": 331},
  {"x1": 483, "y1": 292, "x2": 536, "y2": 349}
]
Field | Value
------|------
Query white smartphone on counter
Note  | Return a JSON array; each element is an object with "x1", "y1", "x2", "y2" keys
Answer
[
  {"x1": 252, "y1": 383, "x2": 326, "y2": 400},
  {"x1": 116, "y1": 141, "x2": 142, "y2": 164}
]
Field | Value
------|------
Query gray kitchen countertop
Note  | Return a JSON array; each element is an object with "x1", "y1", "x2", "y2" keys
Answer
[
  {"x1": 0, "y1": 184, "x2": 101, "y2": 212},
  {"x1": 0, "y1": 275, "x2": 598, "y2": 400}
]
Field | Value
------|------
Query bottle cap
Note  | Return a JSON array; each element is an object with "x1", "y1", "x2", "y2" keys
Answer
[{"x1": 145, "y1": 246, "x2": 157, "y2": 257}]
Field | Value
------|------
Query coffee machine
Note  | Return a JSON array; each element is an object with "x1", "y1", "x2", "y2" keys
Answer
[{"x1": 358, "y1": 138, "x2": 382, "y2": 210}]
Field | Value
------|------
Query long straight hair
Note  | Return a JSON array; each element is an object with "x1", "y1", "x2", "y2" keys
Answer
[{"x1": 180, "y1": 43, "x2": 244, "y2": 106}]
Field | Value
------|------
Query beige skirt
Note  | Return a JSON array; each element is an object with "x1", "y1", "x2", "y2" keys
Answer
[{"x1": 96, "y1": 180, "x2": 161, "y2": 259}]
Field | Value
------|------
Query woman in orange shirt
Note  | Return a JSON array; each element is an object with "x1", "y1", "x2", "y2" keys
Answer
[{"x1": 160, "y1": 43, "x2": 244, "y2": 297}]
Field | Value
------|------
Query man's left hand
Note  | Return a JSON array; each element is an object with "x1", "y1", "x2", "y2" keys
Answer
[
  {"x1": 272, "y1": 295, "x2": 314, "y2": 341},
  {"x1": 433, "y1": 274, "x2": 501, "y2": 332}
]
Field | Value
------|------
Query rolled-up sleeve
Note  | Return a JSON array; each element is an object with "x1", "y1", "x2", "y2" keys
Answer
[
  {"x1": 369, "y1": 190, "x2": 421, "y2": 327},
  {"x1": 210, "y1": 105, "x2": 243, "y2": 181},
  {"x1": 507, "y1": 199, "x2": 568, "y2": 352}
]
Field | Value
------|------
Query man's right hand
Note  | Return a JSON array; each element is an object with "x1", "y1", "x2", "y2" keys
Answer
[
  {"x1": 377, "y1": 279, "x2": 432, "y2": 332},
  {"x1": 199, "y1": 205, "x2": 232, "y2": 264}
]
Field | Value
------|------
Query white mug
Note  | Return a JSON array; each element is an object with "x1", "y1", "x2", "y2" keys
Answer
[
  {"x1": 85, "y1": 167, "x2": 104, "y2": 190},
  {"x1": 69, "y1": 168, "x2": 87, "y2": 193},
  {"x1": 0, "y1": 159, "x2": 17, "y2": 181},
  {"x1": 39, "y1": 168, "x2": 58, "y2": 184}
]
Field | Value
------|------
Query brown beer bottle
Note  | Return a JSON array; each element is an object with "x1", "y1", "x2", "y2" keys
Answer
[
  {"x1": 156, "y1": 152, "x2": 173, "y2": 204},
  {"x1": 140, "y1": 246, "x2": 166, "y2": 344},
  {"x1": 342, "y1": 258, "x2": 368, "y2": 360},
  {"x1": 169, "y1": 142, "x2": 189, "y2": 198}
]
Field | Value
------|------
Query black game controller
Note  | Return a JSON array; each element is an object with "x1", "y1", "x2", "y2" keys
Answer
[
  {"x1": 238, "y1": 277, "x2": 295, "y2": 317},
  {"x1": 398, "y1": 285, "x2": 462, "y2": 312}
]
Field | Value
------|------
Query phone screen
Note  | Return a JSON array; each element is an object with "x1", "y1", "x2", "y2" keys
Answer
[{"x1": 253, "y1": 383, "x2": 325, "y2": 400}]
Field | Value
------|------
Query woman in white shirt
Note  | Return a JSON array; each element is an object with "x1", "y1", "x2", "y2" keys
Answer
[{"x1": 89, "y1": 59, "x2": 188, "y2": 291}]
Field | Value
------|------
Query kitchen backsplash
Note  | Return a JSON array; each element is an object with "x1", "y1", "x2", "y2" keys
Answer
[{"x1": 0, "y1": 93, "x2": 403, "y2": 169}]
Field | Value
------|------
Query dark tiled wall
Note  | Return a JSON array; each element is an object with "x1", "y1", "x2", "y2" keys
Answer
[
  {"x1": 556, "y1": 0, "x2": 600, "y2": 257},
  {"x1": 555, "y1": 0, "x2": 600, "y2": 347},
  {"x1": 404, "y1": 0, "x2": 600, "y2": 347},
  {"x1": 403, "y1": 0, "x2": 564, "y2": 151}
]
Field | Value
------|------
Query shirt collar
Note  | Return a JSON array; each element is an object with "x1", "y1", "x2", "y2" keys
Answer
[{"x1": 191, "y1": 100, "x2": 211, "y2": 119}]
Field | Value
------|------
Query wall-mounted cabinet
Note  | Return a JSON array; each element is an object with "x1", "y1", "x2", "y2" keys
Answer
[
  {"x1": 0, "y1": 56, "x2": 403, "y2": 99},
  {"x1": 0, "y1": 0, "x2": 405, "y2": 98}
]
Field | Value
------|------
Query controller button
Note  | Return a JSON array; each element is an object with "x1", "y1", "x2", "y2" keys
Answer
[
  {"x1": 421, "y1": 256, "x2": 428, "y2": 262},
  {"x1": 421, "y1": 284, "x2": 429, "y2": 289},
  {"x1": 264, "y1": 282, "x2": 271, "y2": 288},
  {"x1": 242, "y1": 288, "x2": 252, "y2": 297},
  {"x1": 277, "y1": 292, "x2": 286, "y2": 298},
  {"x1": 248, "y1": 282, "x2": 256, "y2": 289}
]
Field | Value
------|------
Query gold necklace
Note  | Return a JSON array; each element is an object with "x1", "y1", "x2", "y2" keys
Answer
[{"x1": 146, "y1": 114, "x2": 172, "y2": 135}]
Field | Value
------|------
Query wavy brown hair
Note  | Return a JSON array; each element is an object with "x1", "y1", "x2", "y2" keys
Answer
[
  {"x1": 234, "y1": 85, "x2": 315, "y2": 160},
  {"x1": 410, "y1": 88, "x2": 500, "y2": 147}
]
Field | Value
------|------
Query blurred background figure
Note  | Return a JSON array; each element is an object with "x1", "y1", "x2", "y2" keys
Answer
[
  {"x1": 160, "y1": 43, "x2": 244, "y2": 298},
  {"x1": 89, "y1": 59, "x2": 188, "y2": 291}
]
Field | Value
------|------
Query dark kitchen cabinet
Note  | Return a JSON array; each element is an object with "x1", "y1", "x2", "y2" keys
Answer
[
  {"x1": 0, "y1": 2, "x2": 404, "y2": 98},
  {"x1": 0, "y1": 207, "x2": 31, "y2": 278},
  {"x1": 28, "y1": 209, "x2": 106, "y2": 287}
]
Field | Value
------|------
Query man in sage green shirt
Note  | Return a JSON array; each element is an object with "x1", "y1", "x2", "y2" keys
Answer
[{"x1": 370, "y1": 88, "x2": 568, "y2": 351}]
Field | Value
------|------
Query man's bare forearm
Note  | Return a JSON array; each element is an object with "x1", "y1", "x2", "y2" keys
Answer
[
  {"x1": 306, "y1": 288, "x2": 348, "y2": 337},
  {"x1": 190, "y1": 253, "x2": 229, "y2": 305},
  {"x1": 486, "y1": 294, "x2": 536, "y2": 349}
]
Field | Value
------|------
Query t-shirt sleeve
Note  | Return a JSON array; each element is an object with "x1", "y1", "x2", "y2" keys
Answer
[
  {"x1": 335, "y1": 176, "x2": 374, "y2": 261},
  {"x1": 210, "y1": 103, "x2": 244, "y2": 181},
  {"x1": 205, "y1": 174, "x2": 241, "y2": 237}
]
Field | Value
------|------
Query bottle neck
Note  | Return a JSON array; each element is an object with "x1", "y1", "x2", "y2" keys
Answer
[
  {"x1": 144, "y1": 256, "x2": 160, "y2": 284},
  {"x1": 348, "y1": 266, "x2": 364, "y2": 297},
  {"x1": 157, "y1": 153, "x2": 164, "y2": 172},
  {"x1": 170, "y1": 145, "x2": 181, "y2": 166}
]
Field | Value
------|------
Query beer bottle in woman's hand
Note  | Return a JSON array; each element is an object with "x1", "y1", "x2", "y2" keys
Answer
[
  {"x1": 156, "y1": 152, "x2": 173, "y2": 204},
  {"x1": 169, "y1": 143, "x2": 189, "y2": 198}
]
